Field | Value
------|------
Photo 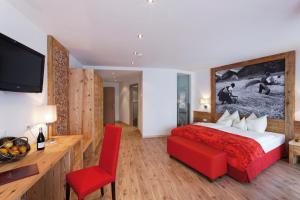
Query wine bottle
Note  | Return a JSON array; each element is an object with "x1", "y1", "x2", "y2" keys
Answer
[{"x1": 37, "y1": 127, "x2": 45, "y2": 151}]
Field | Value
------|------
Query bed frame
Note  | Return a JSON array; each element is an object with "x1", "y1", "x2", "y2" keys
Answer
[{"x1": 210, "y1": 51, "x2": 296, "y2": 144}]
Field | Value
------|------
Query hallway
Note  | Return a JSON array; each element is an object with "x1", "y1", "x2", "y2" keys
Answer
[{"x1": 85, "y1": 124, "x2": 300, "y2": 200}]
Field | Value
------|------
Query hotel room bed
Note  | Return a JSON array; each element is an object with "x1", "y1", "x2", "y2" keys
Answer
[{"x1": 168, "y1": 122, "x2": 285, "y2": 182}]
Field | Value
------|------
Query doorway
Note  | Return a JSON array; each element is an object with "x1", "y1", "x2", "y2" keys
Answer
[
  {"x1": 130, "y1": 84, "x2": 139, "y2": 127},
  {"x1": 177, "y1": 73, "x2": 191, "y2": 126},
  {"x1": 104, "y1": 87, "x2": 115, "y2": 124}
]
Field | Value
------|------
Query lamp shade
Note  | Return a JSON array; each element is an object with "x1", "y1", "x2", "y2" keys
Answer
[
  {"x1": 200, "y1": 98, "x2": 210, "y2": 105},
  {"x1": 34, "y1": 105, "x2": 57, "y2": 124}
]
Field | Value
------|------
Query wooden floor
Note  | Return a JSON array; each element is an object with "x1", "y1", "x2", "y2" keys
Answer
[{"x1": 85, "y1": 124, "x2": 300, "y2": 200}]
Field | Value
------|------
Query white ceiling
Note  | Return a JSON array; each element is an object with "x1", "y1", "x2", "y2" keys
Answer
[
  {"x1": 97, "y1": 70, "x2": 141, "y2": 82},
  {"x1": 8, "y1": 0, "x2": 300, "y2": 71}
]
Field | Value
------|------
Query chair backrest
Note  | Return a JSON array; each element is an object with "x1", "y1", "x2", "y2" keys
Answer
[{"x1": 99, "y1": 125, "x2": 122, "y2": 179}]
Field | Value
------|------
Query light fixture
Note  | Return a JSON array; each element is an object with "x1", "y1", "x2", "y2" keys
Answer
[
  {"x1": 29, "y1": 105, "x2": 57, "y2": 142},
  {"x1": 147, "y1": 0, "x2": 154, "y2": 3},
  {"x1": 34, "y1": 105, "x2": 57, "y2": 125},
  {"x1": 138, "y1": 33, "x2": 143, "y2": 39},
  {"x1": 200, "y1": 98, "x2": 210, "y2": 110}
]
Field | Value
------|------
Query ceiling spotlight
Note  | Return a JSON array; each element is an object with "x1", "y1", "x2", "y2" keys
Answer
[
  {"x1": 133, "y1": 51, "x2": 143, "y2": 57},
  {"x1": 147, "y1": 0, "x2": 154, "y2": 3},
  {"x1": 138, "y1": 34, "x2": 143, "y2": 39}
]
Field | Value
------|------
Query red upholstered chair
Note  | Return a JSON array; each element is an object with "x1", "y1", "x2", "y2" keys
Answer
[{"x1": 66, "y1": 125, "x2": 122, "y2": 200}]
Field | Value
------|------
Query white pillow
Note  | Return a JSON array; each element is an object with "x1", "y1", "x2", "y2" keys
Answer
[
  {"x1": 217, "y1": 110, "x2": 230, "y2": 123},
  {"x1": 232, "y1": 117, "x2": 247, "y2": 131},
  {"x1": 246, "y1": 115, "x2": 268, "y2": 134},
  {"x1": 217, "y1": 118, "x2": 233, "y2": 127},
  {"x1": 226, "y1": 111, "x2": 240, "y2": 122},
  {"x1": 246, "y1": 113, "x2": 257, "y2": 121}
]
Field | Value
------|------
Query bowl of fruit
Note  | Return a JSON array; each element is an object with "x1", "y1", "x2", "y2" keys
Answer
[{"x1": 0, "y1": 137, "x2": 30, "y2": 163}]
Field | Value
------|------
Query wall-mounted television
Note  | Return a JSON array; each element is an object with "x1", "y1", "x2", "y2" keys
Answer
[{"x1": 0, "y1": 33, "x2": 45, "y2": 93}]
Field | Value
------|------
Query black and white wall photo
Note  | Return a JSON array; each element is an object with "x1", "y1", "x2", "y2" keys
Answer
[{"x1": 215, "y1": 59, "x2": 285, "y2": 119}]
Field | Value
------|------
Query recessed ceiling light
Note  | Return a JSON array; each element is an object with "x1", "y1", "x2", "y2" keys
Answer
[
  {"x1": 147, "y1": 0, "x2": 154, "y2": 3},
  {"x1": 138, "y1": 34, "x2": 143, "y2": 39},
  {"x1": 133, "y1": 51, "x2": 143, "y2": 57}
]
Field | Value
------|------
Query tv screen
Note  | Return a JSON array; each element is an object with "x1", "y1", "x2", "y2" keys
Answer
[{"x1": 0, "y1": 33, "x2": 45, "y2": 93}]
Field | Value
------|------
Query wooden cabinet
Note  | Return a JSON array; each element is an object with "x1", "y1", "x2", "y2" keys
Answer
[
  {"x1": 289, "y1": 140, "x2": 300, "y2": 164},
  {"x1": 193, "y1": 111, "x2": 212, "y2": 123},
  {"x1": 69, "y1": 69, "x2": 103, "y2": 153}
]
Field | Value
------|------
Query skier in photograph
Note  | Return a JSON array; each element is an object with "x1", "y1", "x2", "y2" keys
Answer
[
  {"x1": 218, "y1": 83, "x2": 237, "y2": 104},
  {"x1": 259, "y1": 72, "x2": 273, "y2": 95}
]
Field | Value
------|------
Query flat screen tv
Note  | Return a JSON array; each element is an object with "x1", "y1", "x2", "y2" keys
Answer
[{"x1": 0, "y1": 33, "x2": 45, "y2": 93}]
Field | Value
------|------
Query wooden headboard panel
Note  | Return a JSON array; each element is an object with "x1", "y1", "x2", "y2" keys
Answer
[
  {"x1": 212, "y1": 113, "x2": 285, "y2": 133},
  {"x1": 211, "y1": 51, "x2": 295, "y2": 142}
]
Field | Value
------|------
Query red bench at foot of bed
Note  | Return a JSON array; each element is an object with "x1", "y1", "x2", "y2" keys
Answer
[
  {"x1": 167, "y1": 136, "x2": 227, "y2": 181},
  {"x1": 167, "y1": 135, "x2": 285, "y2": 182}
]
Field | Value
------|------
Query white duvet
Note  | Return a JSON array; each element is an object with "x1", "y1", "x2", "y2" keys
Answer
[{"x1": 194, "y1": 122, "x2": 285, "y2": 153}]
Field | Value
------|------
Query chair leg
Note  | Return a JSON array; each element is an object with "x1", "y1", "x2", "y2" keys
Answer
[
  {"x1": 66, "y1": 183, "x2": 70, "y2": 200},
  {"x1": 111, "y1": 182, "x2": 116, "y2": 200},
  {"x1": 101, "y1": 187, "x2": 104, "y2": 196}
]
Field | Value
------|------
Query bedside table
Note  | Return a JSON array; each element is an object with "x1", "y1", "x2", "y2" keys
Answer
[
  {"x1": 289, "y1": 140, "x2": 300, "y2": 164},
  {"x1": 193, "y1": 111, "x2": 212, "y2": 123}
]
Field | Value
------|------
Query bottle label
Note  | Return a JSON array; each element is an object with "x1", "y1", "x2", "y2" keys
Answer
[{"x1": 38, "y1": 142, "x2": 45, "y2": 149}]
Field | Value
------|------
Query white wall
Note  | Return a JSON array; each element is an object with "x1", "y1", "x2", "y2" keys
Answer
[
  {"x1": 70, "y1": 54, "x2": 84, "y2": 67},
  {"x1": 0, "y1": 1, "x2": 82, "y2": 142},
  {"x1": 103, "y1": 82, "x2": 120, "y2": 121},
  {"x1": 142, "y1": 69, "x2": 177, "y2": 137},
  {"x1": 193, "y1": 69, "x2": 211, "y2": 112},
  {"x1": 0, "y1": 0, "x2": 48, "y2": 140}
]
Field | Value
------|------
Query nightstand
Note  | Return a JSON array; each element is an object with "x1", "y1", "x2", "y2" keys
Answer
[
  {"x1": 193, "y1": 111, "x2": 212, "y2": 123},
  {"x1": 289, "y1": 140, "x2": 300, "y2": 164}
]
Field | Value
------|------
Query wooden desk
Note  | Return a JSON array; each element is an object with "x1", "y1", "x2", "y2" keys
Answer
[{"x1": 0, "y1": 135, "x2": 83, "y2": 200}]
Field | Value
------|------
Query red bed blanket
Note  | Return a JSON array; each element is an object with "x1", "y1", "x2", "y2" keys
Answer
[{"x1": 171, "y1": 125, "x2": 265, "y2": 172}]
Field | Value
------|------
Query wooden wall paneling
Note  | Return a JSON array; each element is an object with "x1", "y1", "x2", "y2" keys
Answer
[
  {"x1": 294, "y1": 121, "x2": 300, "y2": 137},
  {"x1": 47, "y1": 35, "x2": 70, "y2": 136},
  {"x1": 68, "y1": 69, "x2": 103, "y2": 153},
  {"x1": 99, "y1": 76, "x2": 104, "y2": 144},
  {"x1": 69, "y1": 69, "x2": 85, "y2": 135},
  {"x1": 94, "y1": 73, "x2": 103, "y2": 146},
  {"x1": 82, "y1": 69, "x2": 95, "y2": 151},
  {"x1": 285, "y1": 51, "x2": 296, "y2": 142},
  {"x1": 210, "y1": 51, "x2": 295, "y2": 142}
]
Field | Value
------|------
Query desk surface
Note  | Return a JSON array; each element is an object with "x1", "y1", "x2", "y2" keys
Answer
[{"x1": 0, "y1": 135, "x2": 82, "y2": 200}]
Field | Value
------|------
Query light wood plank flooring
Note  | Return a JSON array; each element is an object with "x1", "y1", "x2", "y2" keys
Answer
[{"x1": 84, "y1": 124, "x2": 300, "y2": 200}]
